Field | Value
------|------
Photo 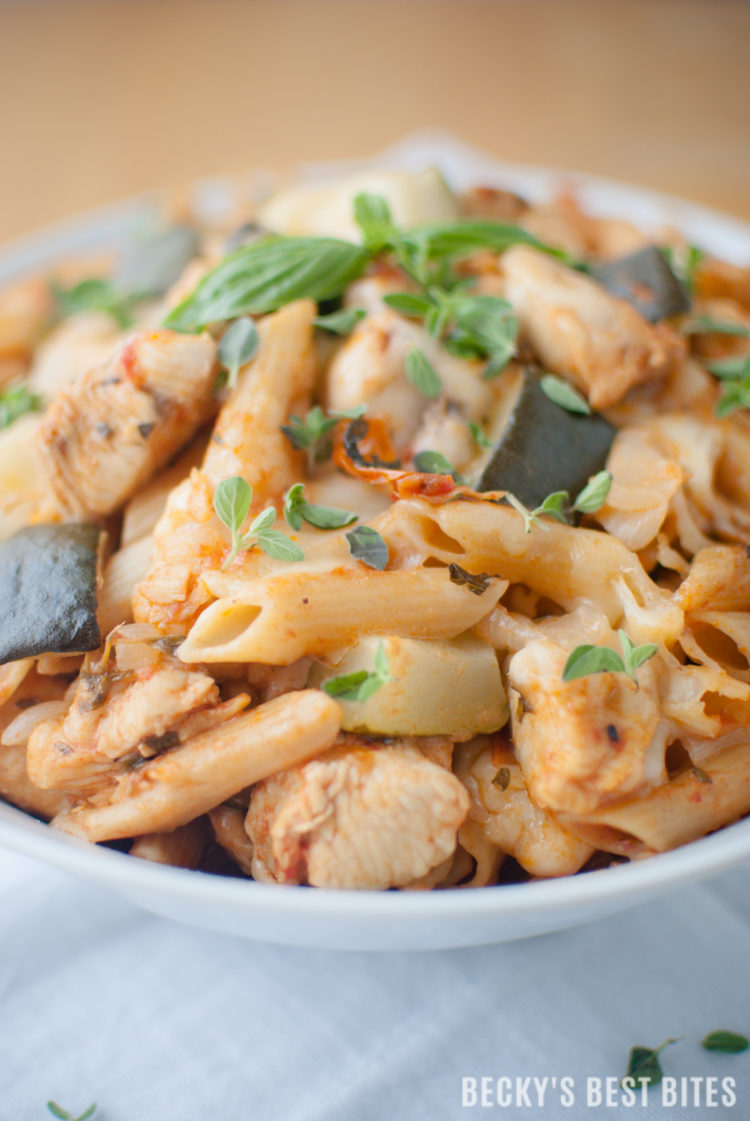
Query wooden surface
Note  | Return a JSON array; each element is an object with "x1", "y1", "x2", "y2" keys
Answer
[{"x1": 1, "y1": 0, "x2": 749, "y2": 243}]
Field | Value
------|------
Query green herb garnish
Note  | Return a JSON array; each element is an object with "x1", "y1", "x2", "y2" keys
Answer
[
  {"x1": 164, "y1": 237, "x2": 370, "y2": 332},
  {"x1": 562, "y1": 631, "x2": 658, "y2": 684},
  {"x1": 540, "y1": 374, "x2": 591, "y2": 415},
  {"x1": 405, "y1": 349, "x2": 442, "y2": 398},
  {"x1": 661, "y1": 244, "x2": 704, "y2": 294},
  {"x1": 492, "y1": 766, "x2": 511, "y2": 790},
  {"x1": 313, "y1": 307, "x2": 366, "y2": 335},
  {"x1": 0, "y1": 383, "x2": 43, "y2": 429},
  {"x1": 701, "y1": 1031, "x2": 749, "y2": 1054},
  {"x1": 47, "y1": 1103, "x2": 97, "y2": 1121},
  {"x1": 705, "y1": 353, "x2": 750, "y2": 418},
  {"x1": 468, "y1": 421, "x2": 493, "y2": 450},
  {"x1": 213, "y1": 476, "x2": 304, "y2": 568},
  {"x1": 52, "y1": 277, "x2": 136, "y2": 328},
  {"x1": 321, "y1": 641, "x2": 392, "y2": 702},
  {"x1": 447, "y1": 563, "x2": 494, "y2": 596},
  {"x1": 685, "y1": 316, "x2": 750, "y2": 338},
  {"x1": 572, "y1": 471, "x2": 613, "y2": 513},
  {"x1": 353, "y1": 192, "x2": 400, "y2": 255},
  {"x1": 284, "y1": 482, "x2": 358, "y2": 531},
  {"x1": 218, "y1": 317, "x2": 259, "y2": 389},
  {"x1": 345, "y1": 525, "x2": 389, "y2": 570},
  {"x1": 413, "y1": 449, "x2": 465, "y2": 483},
  {"x1": 281, "y1": 404, "x2": 365, "y2": 472},
  {"x1": 623, "y1": 1039, "x2": 679, "y2": 1088}
]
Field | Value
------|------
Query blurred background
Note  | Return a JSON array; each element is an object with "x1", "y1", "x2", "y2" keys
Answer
[{"x1": 1, "y1": 0, "x2": 749, "y2": 243}]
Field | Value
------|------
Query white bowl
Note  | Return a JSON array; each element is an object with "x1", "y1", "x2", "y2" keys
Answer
[{"x1": 2, "y1": 132, "x2": 750, "y2": 951}]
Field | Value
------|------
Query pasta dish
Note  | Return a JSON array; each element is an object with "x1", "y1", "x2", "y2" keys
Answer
[{"x1": 1, "y1": 167, "x2": 750, "y2": 891}]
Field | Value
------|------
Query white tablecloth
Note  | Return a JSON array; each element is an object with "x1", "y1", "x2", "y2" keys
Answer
[{"x1": 2, "y1": 850, "x2": 749, "y2": 1120}]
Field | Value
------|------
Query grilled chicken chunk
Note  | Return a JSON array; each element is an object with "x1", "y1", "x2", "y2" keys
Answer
[
  {"x1": 500, "y1": 246, "x2": 685, "y2": 409},
  {"x1": 247, "y1": 739, "x2": 469, "y2": 889},
  {"x1": 37, "y1": 329, "x2": 217, "y2": 517},
  {"x1": 508, "y1": 639, "x2": 666, "y2": 816}
]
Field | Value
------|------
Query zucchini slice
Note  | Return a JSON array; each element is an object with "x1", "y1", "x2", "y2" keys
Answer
[
  {"x1": 592, "y1": 246, "x2": 690, "y2": 322},
  {"x1": 0, "y1": 523, "x2": 102, "y2": 665},
  {"x1": 472, "y1": 367, "x2": 616, "y2": 507}
]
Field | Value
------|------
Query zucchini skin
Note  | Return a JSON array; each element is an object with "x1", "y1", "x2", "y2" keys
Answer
[
  {"x1": 0, "y1": 523, "x2": 102, "y2": 665},
  {"x1": 473, "y1": 369, "x2": 616, "y2": 508},
  {"x1": 592, "y1": 246, "x2": 691, "y2": 322}
]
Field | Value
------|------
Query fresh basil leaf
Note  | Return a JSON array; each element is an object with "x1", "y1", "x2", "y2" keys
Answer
[
  {"x1": 313, "y1": 307, "x2": 366, "y2": 335},
  {"x1": 0, "y1": 383, "x2": 43, "y2": 429},
  {"x1": 256, "y1": 529, "x2": 304, "y2": 562},
  {"x1": 562, "y1": 644, "x2": 625, "y2": 682},
  {"x1": 701, "y1": 1031, "x2": 749, "y2": 1054},
  {"x1": 468, "y1": 421, "x2": 493, "y2": 451},
  {"x1": 685, "y1": 316, "x2": 750, "y2": 338},
  {"x1": 382, "y1": 291, "x2": 433, "y2": 317},
  {"x1": 706, "y1": 354, "x2": 750, "y2": 380},
  {"x1": 52, "y1": 278, "x2": 136, "y2": 328},
  {"x1": 281, "y1": 405, "x2": 359, "y2": 469},
  {"x1": 661, "y1": 244, "x2": 703, "y2": 294},
  {"x1": 213, "y1": 476, "x2": 253, "y2": 534},
  {"x1": 353, "y1": 193, "x2": 398, "y2": 254},
  {"x1": 482, "y1": 342, "x2": 516, "y2": 380},
  {"x1": 623, "y1": 1039, "x2": 679, "y2": 1087},
  {"x1": 373, "y1": 640, "x2": 389, "y2": 679},
  {"x1": 164, "y1": 237, "x2": 369, "y2": 331},
  {"x1": 715, "y1": 380, "x2": 750, "y2": 418},
  {"x1": 573, "y1": 471, "x2": 613, "y2": 514},
  {"x1": 405, "y1": 349, "x2": 442, "y2": 399},
  {"x1": 453, "y1": 295, "x2": 516, "y2": 350},
  {"x1": 540, "y1": 374, "x2": 591, "y2": 415},
  {"x1": 399, "y1": 219, "x2": 561, "y2": 262},
  {"x1": 345, "y1": 525, "x2": 389, "y2": 570},
  {"x1": 218, "y1": 316, "x2": 259, "y2": 388},
  {"x1": 114, "y1": 224, "x2": 199, "y2": 299},
  {"x1": 618, "y1": 630, "x2": 658, "y2": 678},
  {"x1": 448, "y1": 563, "x2": 494, "y2": 596}
]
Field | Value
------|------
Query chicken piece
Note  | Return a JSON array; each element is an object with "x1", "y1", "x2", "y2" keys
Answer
[
  {"x1": 28, "y1": 310, "x2": 123, "y2": 398},
  {"x1": 500, "y1": 246, "x2": 685, "y2": 409},
  {"x1": 37, "y1": 328, "x2": 217, "y2": 517},
  {"x1": 27, "y1": 634, "x2": 244, "y2": 796},
  {"x1": 209, "y1": 804, "x2": 255, "y2": 874},
  {"x1": 133, "y1": 300, "x2": 317, "y2": 633},
  {"x1": 130, "y1": 818, "x2": 209, "y2": 869},
  {"x1": 247, "y1": 740, "x2": 469, "y2": 889},
  {"x1": 52, "y1": 689, "x2": 341, "y2": 841},
  {"x1": 0, "y1": 668, "x2": 70, "y2": 819},
  {"x1": 326, "y1": 309, "x2": 489, "y2": 455},
  {"x1": 0, "y1": 277, "x2": 54, "y2": 382},
  {"x1": 508, "y1": 638, "x2": 666, "y2": 816},
  {"x1": 454, "y1": 738, "x2": 594, "y2": 877}
]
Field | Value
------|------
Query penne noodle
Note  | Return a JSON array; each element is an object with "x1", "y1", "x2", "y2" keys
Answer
[
  {"x1": 52, "y1": 689, "x2": 342, "y2": 841},
  {"x1": 178, "y1": 566, "x2": 505, "y2": 664}
]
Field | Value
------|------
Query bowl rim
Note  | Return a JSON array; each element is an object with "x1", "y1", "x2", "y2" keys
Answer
[{"x1": 2, "y1": 131, "x2": 750, "y2": 922}]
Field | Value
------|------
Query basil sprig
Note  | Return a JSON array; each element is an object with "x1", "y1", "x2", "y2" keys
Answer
[
  {"x1": 405, "y1": 349, "x2": 442, "y2": 398},
  {"x1": 284, "y1": 483, "x2": 358, "y2": 531},
  {"x1": 164, "y1": 237, "x2": 370, "y2": 332},
  {"x1": 321, "y1": 641, "x2": 392, "y2": 702},
  {"x1": 0, "y1": 383, "x2": 43, "y2": 430},
  {"x1": 540, "y1": 373, "x2": 591, "y2": 415},
  {"x1": 213, "y1": 476, "x2": 303, "y2": 567},
  {"x1": 313, "y1": 307, "x2": 365, "y2": 335},
  {"x1": 562, "y1": 630, "x2": 658, "y2": 684},
  {"x1": 413, "y1": 449, "x2": 466, "y2": 483},
  {"x1": 165, "y1": 191, "x2": 567, "y2": 335}
]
